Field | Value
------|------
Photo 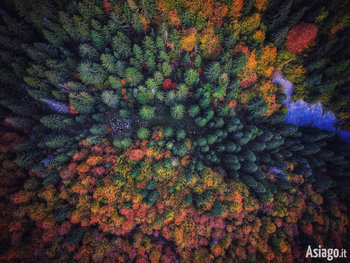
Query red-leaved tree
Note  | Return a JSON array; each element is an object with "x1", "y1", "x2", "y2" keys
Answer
[{"x1": 285, "y1": 22, "x2": 318, "y2": 54}]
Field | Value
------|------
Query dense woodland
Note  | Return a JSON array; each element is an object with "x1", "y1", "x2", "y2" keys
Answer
[{"x1": 0, "y1": 0, "x2": 350, "y2": 262}]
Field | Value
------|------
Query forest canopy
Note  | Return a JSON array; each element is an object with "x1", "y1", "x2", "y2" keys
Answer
[{"x1": 0, "y1": 0, "x2": 349, "y2": 262}]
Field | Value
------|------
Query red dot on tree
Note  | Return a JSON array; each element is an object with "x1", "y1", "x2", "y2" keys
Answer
[{"x1": 162, "y1": 78, "x2": 172, "y2": 90}]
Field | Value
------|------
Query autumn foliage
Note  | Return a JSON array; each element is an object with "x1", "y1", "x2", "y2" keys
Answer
[
  {"x1": 1, "y1": 0, "x2": 350, "y2": 262},
  {"x1": 285, "y1": 23, "x2": 318, "y2": 54}
]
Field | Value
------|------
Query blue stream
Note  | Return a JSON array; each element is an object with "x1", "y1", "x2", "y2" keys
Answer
[{"x1": 273, "y1": 73, "x2": 350, "y2": 142}]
